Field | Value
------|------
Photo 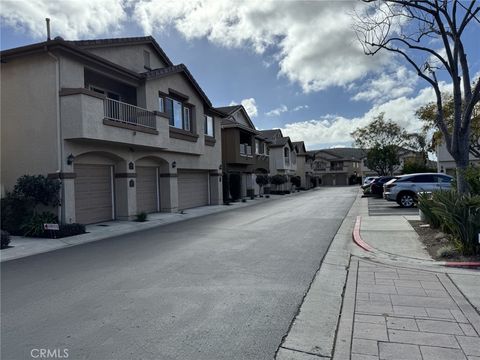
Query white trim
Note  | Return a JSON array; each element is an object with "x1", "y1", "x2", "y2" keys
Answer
[
  {"x1": 156, "y1": 168, "x2": 160, "y2": 212},
  {"x1": 110, "y1": 166, "x2": 115, "y2": 219},
  {"x1": 207, "y1": 172, "x2": 211, "y2": 205}
]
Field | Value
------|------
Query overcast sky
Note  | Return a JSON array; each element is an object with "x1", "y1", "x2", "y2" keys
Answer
[{"x1": 1, "y1": 0, "x2": 479, "y2": 150}]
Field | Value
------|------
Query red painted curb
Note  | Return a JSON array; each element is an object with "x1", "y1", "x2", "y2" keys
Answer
[
  {"x1": 352, "y1": 216, "x2": 374, "y2": 252},
  {"x1": 444, "y1": 262, "x2": 480, "y2": 268}
]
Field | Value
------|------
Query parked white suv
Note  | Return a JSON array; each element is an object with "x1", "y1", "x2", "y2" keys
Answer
[{"x1": 383, "y1": 173, "x2": 453, "y2": 208}]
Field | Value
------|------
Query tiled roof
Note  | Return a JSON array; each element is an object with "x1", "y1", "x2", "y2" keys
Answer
[
  {"x1": 142, "y1": 64, "x2": 212, "y2": 107},
  {"x1": 315, "y1": 147, "x2": 366, "y2": 161},
  {"x1": 292, "y1": 141, "x2": 307, "y2": 155},
  {"x1": 214, "y1": 105, "x2": 242, "y2": 116},
  {"x1": 68, "y1": 36, "x2": 174, "y2": 67}
]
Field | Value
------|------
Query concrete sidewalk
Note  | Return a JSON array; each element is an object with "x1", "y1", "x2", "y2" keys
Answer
[
  {"x1": 277, "y1": 190, "x2": 480, "y2": 360},
  {"x1": 0, "y1": 192, "x2": 302, "y2": 262}
]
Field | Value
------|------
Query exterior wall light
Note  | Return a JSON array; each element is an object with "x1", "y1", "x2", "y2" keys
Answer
[
  {"x1": 129, "y1": 162, "x2": 134, "y2": 170},
  {"x1": 172, "y1": 161, "x2": 177, "y2": 169},
  {"x1": 67, "y1": 154, "x2": 75, "y2": 165},
  {"x1": 219, "y1": 165, "x2": 222, "y2": 170}
]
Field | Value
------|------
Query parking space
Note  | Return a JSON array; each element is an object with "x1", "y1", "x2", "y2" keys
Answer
[{"x1": 367, "y1": 196, "x2": 419, "y2": 216}]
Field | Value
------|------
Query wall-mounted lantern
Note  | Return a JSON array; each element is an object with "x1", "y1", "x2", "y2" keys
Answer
[
  {"x1": 67, "y1": 154, "x2": 75, "y2": 165},
  {"x1": 129, "y1": 179, "x2": 135, "y2": 188},
  {"x1": 219, "y1": 164, "x2": 222, "y2": 170},
  {"x1": 128, "y1": 162, "x2": 134, "y2": 170},
  {"x1": 172, "y1": 161, "x2": 177, "y2": 169}
]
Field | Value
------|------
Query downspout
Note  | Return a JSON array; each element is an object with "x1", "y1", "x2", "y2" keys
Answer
[{"x1": 46, "y1": 49, "x2": 64, "y2": 223}]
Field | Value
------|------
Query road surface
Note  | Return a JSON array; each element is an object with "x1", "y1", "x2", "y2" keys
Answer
[{"x1": 1, "y1": 187, "x2": 357, "y2": 360}]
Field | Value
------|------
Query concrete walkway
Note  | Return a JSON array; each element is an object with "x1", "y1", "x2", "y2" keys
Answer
[
  {"x1": 0, "y1": 192, "x2": 298, "y2": 262},
  {"x1": 277, "y1": 190, "x2": 480, "y2": 360}
]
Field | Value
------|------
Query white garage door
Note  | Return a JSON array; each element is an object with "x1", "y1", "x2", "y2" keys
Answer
[
  {"x1": 75, "y1": 164, "x2": 113, "y2": 224},
  {"x1": 136, "y1": 167, "x2": 158, "y2": 213},
  {"x1": 177, "y1": 170, "x2": 209, "y2": 210}
]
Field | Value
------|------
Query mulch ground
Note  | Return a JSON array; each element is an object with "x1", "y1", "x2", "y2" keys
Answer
[
  {"x1": 409, "y1": 220, "x2": 480, "y2": 262},
  {"x1": 409, "y1": 220, "x2": 480, "y2": 261}
]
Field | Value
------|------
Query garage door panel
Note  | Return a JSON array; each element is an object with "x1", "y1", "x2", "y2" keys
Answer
[
  {"x1": 75, "y1": 164, "x2": 113, "y2": 224},
  {"x1": 136, "y1": 167, "x2": 158, "y2": 214},
  {"x1": 178, "y1": 171, "x2": 208, "y2": 210}
]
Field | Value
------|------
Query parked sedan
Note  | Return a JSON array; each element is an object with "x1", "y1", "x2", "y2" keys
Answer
[
  {"x1": 383, "y1": 173, "x2": 453, "y2": 208},
  {"x1": 370, "y1": 176, "x2": 395, "y2": 196},
  {"x1": 361, "y1": 176, "x2": 378, "y2": 190}
]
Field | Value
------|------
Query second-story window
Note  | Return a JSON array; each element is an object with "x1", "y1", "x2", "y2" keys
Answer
[
  {"x1": 159, "y1": 97, "x2": 164, "y2": 112},
  {"x1": 284, "y1": 147, "x2": 290, "y2": 162},
  {"x1": 255, "y1": 140, "x2": 260, "y2": 154},
  {"x1": 204, "y1": 115, "x2": 214, "y2": 137},
  {"x1": 165, "y1": 97, "x2": 192, "y2": 131}
]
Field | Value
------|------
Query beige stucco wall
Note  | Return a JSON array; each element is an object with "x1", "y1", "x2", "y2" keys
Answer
[
  {"x1": 85, "y1": 44, "x2": 168, "y2": 73},
  {"x1": 1, "y1": 53, "x2": 59, "y2": 194}
]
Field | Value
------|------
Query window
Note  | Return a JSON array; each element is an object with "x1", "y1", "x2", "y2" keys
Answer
[
  {"x1": 204, "y1": 115, "x2": 214, "y2": 137},
  {"x1": 255, "y1": 140, "x2": 260, "y2": 154},
  {"x1": 411, "y1": 174, "x2": 435, "y2": 183},
  {"x1": 434, "y1": 175, "x2": 452, "y2": 183},
  {"x1": 144, "y1": 50, "x2": 151, "y2": 69},
  {"x1": 266, "y1": 145, "x2": 270, "y2": 155},
  {"x1": 183, "y1": 107, "x2": 191, "y2": 131},
  {"x1": 159, "y1": 97, "x2": 164, "y2": 112},
  {"x1": 165, "y1": 97, "x2": 192, "y2": 131}
]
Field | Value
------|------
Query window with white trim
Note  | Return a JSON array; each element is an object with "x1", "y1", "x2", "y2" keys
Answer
[
  {"x1": 204, "y1": 115, "x2": 214, "y2": 137},
  {"x1": 164, "y1": 97, "x2": 193, "y2": 131}
]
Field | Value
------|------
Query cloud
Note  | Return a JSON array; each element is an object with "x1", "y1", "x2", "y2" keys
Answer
[
  {"x1": 131, "y1": 0, "x2": 391, "y2": 92},
  {"x1": 266, "y1": 104, "x2": 288, "y2": 116},
  {"x1": 351, "y1": 67, "x2": 418, "y2": 104},
  {"x1": 1, "y1": 0, "x2": 127, "y2": 39},
  {"x1": 281, "y1": 83, "x2": 451, "y2": 149},
  {"x1": 230, "y1": 98, "x2": 258, "y2": 118},
  {"x1": 292, "y1": 105, "x2": 309, "y2": 112}
]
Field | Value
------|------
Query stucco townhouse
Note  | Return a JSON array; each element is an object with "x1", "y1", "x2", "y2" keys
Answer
[
  {"x1": 215, "y1": 105, "x2": 270, "y2": 200},
  {"x1": 436, "y1": 142, "x2": 479, "y2": 175},
  {"x1": 258, "y1": 129, "x2": 298, "y2": 192},
  {"x1": 1, "y1": 36, "x2": 224, "y2": 224},
  {"x1": 292, "y1": 141, "x2": 314, "y2": 190}
]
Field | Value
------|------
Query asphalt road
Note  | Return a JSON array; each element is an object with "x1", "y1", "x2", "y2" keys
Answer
[{"x1": 1, "y1": 187, "x2": 358, "y2": 360}]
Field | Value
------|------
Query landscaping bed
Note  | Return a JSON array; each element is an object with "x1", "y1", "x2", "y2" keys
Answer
[{"x1": 409, "y1": 220, "x2": 480, "y2": 262}]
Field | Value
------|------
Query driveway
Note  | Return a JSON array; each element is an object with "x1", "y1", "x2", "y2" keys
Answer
[
  {"x1": 1, "y1": 187, "x2": 357, "y2": 360},
  {"x1": 367, "y1": 196, "x2": 419, "y2": 216}
]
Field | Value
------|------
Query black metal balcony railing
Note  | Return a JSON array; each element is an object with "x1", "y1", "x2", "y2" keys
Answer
[{"x1": 104, "y1": 98, "x2": 156, "y2": 129}]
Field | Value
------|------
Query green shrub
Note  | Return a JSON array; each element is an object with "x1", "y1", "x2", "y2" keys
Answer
[
  {"x1": 13, "y1": 175, "x2": 60, "y2": 208},
  {"x1": 21, "y1": 212, "x2": 58, "y2": 238},
  {"x1": 255, "y1": 174, "x2": 270, "y2": 187},
  {"x1": 290, "y1": 176, "x2": 301, "y2": 188},
  {"x1": 402, "y1": 160, "x2": 436, "y2": 174},
  {"x1": 270, "y1": 174, "x2": 287, "y2": 186},
  {"x1": 417, "y1": 192, "x2": 442, "y2": 228},
  {"x1": 429, "y1": 190, "x2": 480, "y2": 255},
  {"x1": 136, "y1": 212, "x2": 148, "y2": 222},
  {"x1": 1, "y1": 193, "x2": 31, "y2": 235},
  {"x1": 1, "y1": 230, "x2": 11, "y2": 249}
]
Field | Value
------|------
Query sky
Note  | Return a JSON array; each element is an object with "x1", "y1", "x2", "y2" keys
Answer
[{"x1": 1, "y1": 0, "x2": 479, "y2": 150}]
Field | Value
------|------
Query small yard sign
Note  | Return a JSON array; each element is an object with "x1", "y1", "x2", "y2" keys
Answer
[{"x1": 43, "y1": 223, "x2": 59, "y2": 231}]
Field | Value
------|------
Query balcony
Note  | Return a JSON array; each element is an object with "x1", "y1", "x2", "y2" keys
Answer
[
  {"x1": 60, "y1": 89, "x2": 169, "y2": 148},
  {"x1": 104, "y1": 98, "x2": 156, "y2": 130}
]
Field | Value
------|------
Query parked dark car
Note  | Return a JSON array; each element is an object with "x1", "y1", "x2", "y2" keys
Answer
[{"x1": 370, "y1": 176, "x2": 395, "y2": 196}]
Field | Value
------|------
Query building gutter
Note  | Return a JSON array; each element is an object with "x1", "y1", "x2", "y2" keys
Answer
[{"x1": 46, "y1": 48, "x2": 64, "y2": 223}]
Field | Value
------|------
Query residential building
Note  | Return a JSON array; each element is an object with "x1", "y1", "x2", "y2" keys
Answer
[
  {"x1": 216, "y1": 105, "x2": 270, "y2": 199},
  {"x1": 436, "y1": 142, "x2": 479, "y2": 175},
  {"x1": 1, "y1": 36, "x2": 223, "y2": 224},
  {"x1": 292, "y1": 141, "x2": 314, "y2": 189},
  {"x1": 259, "y1": 129, "x2": 297, "y2": 191},
  {"x1": 312, "y1": 148, "x2": 363, "y2": 186}
]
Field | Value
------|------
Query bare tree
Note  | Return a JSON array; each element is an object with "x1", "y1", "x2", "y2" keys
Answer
[{"x1": 354, "y1": 0, "x2": 480, "y2": 193}]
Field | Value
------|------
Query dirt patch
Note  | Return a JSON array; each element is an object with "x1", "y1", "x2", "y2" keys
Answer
[{"x1": 409, "y1": 220, "x2": 480, "y2": 262}]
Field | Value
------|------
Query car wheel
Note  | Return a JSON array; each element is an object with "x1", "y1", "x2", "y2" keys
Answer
[{"x1": 397, "y1": 192, "x2": 415, "y2": 208}]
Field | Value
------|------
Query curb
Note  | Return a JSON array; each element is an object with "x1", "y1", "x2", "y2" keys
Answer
[
  {"x1": 352, "y1": 216, "x2": 373, "y2": 252},
  {"x1": 351, "y1": 215, "x2": 480, "y2": 269}
]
